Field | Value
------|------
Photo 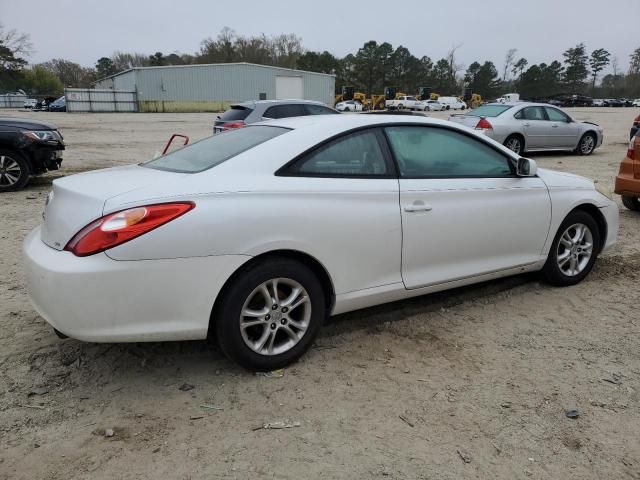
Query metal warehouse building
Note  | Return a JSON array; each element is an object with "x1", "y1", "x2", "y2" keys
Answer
[{"x1": 93, "y1": 63, "x2": 335, "y2": 113}]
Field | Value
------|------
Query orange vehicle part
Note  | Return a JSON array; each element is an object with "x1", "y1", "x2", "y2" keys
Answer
[{"x1": 614, "y1": 134, "x2": 640, "y2": 197}]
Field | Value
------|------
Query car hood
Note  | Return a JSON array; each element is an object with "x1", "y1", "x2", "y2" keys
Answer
[
  {"x1": 536, "y1": 168, "x2": 594, "y2": 189},
  {"x1": 0, "y1": 117, "x2": 58, "y2": 130}
]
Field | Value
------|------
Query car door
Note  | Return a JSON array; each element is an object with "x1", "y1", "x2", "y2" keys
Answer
[
  {"x1": 384, "y1": 125, "x2": 551, "y2": 289},
  {"x1": 544, "y1": 107, "x2": 581, "y2": 149},
  {"x1": 277, "y1": 128, "x2": 402, "y2": 295},
  {"x1": 514, "y1": 106, "x2": 549, "y2": 150}
]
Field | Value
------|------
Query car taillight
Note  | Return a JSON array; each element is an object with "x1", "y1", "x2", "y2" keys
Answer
[
  {"x1": 475, "y1": 118, "x2": 493, "y2": 131},
  {"x1": 64, "y1": 202, "x2": 195, "y2": 257},
  {"x1": 628, "y1": 138, "x2": 636, "y2": 160},
  {"x1": 223, "y1": 121, "x2": 245, "y2": 130},
  {"x1": 634, "y1": 115, "x2": 640, "y2": 126}
]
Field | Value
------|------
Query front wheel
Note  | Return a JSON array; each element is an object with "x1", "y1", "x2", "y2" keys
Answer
[
  {"x1": 577, "y1": 133, "x2": 596, "y2": 155},
  {"x1": 0, "y1": 150, "x2": 30, "y2": 192},
  {"x1": 541, "y1": 211, "x2": 600, "y2": 286},
  {"x1": 622, "y1": 195, "x2": 640, "y2": 211},
  {"x1": 215, "y1": 258, "x2": 326, "y2": 371}
]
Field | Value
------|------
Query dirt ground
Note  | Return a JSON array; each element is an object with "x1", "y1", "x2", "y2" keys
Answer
[{"x1": 1, "y1": 107, "x2": 639, "y2": 480}]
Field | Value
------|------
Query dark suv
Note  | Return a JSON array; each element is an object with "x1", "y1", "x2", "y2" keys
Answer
[{"x1": 0, "y1": 117, "x2": 65, "y2": 191}]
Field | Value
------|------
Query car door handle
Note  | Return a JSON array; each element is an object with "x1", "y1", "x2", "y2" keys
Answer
[
  {"x1": 551, "y1": 124, "x2": 559, "y2": 128},
  {"x1": 522, "y1": 122, "x2": 530, "y2": 127},
  {"x1": 404, "y1": 203, "x2": 432, "y2": 212}
]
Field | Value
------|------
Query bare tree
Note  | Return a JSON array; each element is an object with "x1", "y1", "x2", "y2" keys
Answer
[
  {"x1": 446, "y1": 44, "x2": 464, "y2": 84},
  {"x1": 503, "y1": 48, "x2": 517, "y2": 81},
  {"x1": 0, "y1": 23, "x2": 33, "y2": 57}
]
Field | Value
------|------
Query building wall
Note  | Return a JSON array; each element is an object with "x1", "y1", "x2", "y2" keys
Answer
[{"x1": 95, "y1": 63, "x2": 335, "y2": 113}]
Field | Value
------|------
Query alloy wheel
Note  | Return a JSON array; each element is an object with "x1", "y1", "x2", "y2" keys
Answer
[
  {"x1": 505, "y1": 137, "x2": 522, "y2": 154},
  {"x1": 239, "y1": 278, "x2": 311, "y2": 356},
  {"x1": 580, "y1": 135, "x2": 595, "y2": 154},
  {"x1": 0, "y1": 155, "x2": 22, "y2": 187},
  {"x1": 556, "y1": 223, "x2": 593, "y2": 276}
]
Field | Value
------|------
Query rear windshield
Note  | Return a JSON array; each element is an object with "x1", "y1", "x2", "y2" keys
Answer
[
  {"x1": 218, "y1": 106, "x2": 252, "y2": 122},
  {"x1": 142, "y1": 126, "x2": 289, "y2": 173},
  {"x1": 469, "y1": 105, "x2": 512, "y2": 117}
]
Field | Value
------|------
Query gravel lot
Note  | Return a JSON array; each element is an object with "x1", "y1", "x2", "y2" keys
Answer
[{"x1": 1, "y1": 107, "x2": 639, "y2": 479}]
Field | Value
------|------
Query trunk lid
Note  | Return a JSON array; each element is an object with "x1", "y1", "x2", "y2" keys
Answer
[
  {"x1": 40, "y1": 164, "x2": 182, "y2": 250},
  {"x1": 448, "y1": 113, "x2": 481, "y2": 128}
]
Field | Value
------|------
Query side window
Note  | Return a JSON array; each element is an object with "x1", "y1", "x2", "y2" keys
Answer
[
  {"x1": 264, "y1": 104, "x2": 307, "y2": 119},
  {"x1": 288, "y1": 130, "x2": 389, "y2": 177},
  {"x1": 385, "y1": 126, "x2": 513, "y2": 178},
  {"x1": 545, "y1": 107, "x2": 570, "y2": 122},
  {"x1": 520, "y1": 106, "x2": 546, "y2": 121},
  {"x1": 305, "y1": 104, "x2": 338, "y2": 115}
]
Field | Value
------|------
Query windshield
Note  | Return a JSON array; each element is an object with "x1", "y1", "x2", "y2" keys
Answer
[
  {"x1": 469, "y1": 105, "x2": 512, "y2": 117},
  {"x1": 142, "y1": 125, "x2": 289, "y2": 173}
]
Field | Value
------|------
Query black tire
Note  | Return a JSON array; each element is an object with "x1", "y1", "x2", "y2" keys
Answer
[
  {"x1": 541, "y1": 210, "x2": 600, "y2": 286},
  {"x1": 503, "y1": 134, "x2": 524, "y2": 155},
  {"x1": 214, "y1": 258, "x2": 326, "y2": 371},
  {"x1": 398, "y1": 104, "x2": 404, "y2": 110},
  {"x1": 576, "y1": 132, "x2": 596, "y2": 156},
  {"x1": 344, "y1": 107, "x2": 351, "y2": 112},
  {"x1": 621, "y1": 195, "x2": 640, "y2": 211},
  {"x1": 0, "y1": 149, "x2": 30, "y2": 192}
]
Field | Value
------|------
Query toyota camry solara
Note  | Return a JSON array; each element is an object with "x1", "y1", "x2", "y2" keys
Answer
[{"x1": 23, "y1": 115, "x2": 618, "y2": 370}]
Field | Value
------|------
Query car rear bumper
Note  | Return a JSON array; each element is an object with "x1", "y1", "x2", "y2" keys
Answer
[{"x1": 23, "y1": 226, "x2": 249, "y2": 342}]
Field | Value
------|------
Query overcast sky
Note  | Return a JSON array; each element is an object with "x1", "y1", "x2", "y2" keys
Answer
[{"x1": 1, "y1": 0, "x2": 638, "y2": 75}]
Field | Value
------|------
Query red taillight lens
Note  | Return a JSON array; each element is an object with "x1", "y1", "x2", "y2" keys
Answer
[
  {"x1": 476, "y1": 118, "x2": 493, "y2": 130},
  {"x1": 65, "y1": 202, "x2": 195, "y2": 257},
  {"x1": 628, "y1": 138, "x2": 636, "y2": 160},
  {"x1": 634, "y1": 115, "x2": 640, "y2": 126},
  {"x1": 223, "y1": 121, "x2": 245, "y2": 130}
]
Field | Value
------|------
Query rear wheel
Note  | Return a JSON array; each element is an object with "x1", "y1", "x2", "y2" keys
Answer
[
  {"x1": 398, "y1": 104, "x2": 404, "y2": 110},
  {"x1": 621, "y1": 195, "x2": 640, "y2": 211},
  {"x1": 504, "y1": 135, "x2": 524, "y2": 155},
  {"x1": 577, "y1": 132, "x2": 596, "y2": 155},
  {"x1": 0, "y1": 150, "x2": 30, "y2": 192},
  {"x1": 541, "y1": 211, "x2": 600, "y2": 286},
  {"x1": 215, "y1": 258, "x2": 326, "y2": 371}
]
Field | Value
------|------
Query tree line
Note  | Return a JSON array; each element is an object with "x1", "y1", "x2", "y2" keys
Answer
[{"x1": 1, "y1": 24, "x2": 639, "y2": 100}]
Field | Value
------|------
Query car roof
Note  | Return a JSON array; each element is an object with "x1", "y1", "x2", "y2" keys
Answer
[
  {"x1": 232, "y1": 99, "x2": 325, "y2": 108},
  {"x1": 484, "y1": 101, "x2": 556, "y2": 108},
  {"x1": 258, "y1": 113, "x2": 466, "y2": 131}
]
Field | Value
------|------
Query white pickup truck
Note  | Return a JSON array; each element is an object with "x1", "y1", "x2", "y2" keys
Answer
[{"x1": 385, "y1": 96, "x2": 427, "y2": 111}]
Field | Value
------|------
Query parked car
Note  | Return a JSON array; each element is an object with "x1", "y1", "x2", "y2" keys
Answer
[
  {"x1": 33, "y1": 97, "x2": 57, "y2": 111},
  {"x1": 614, "y1": 130, "x2": 640, "y2": 211},
  {"x1": 335, "y1": 100, "x2": 364, "y2": 112},
  {"x1": 385, "y1": 96, "x2": 424, "y2": 111},
  {"x1": 633, "y1": 99, "x2": 640, "y2": 107},
  {"x1": 604, "y1": 99, "x2": 624, "y2": 107},
  {"x1": 24, "y1": 114, "x2": 618, "y2": 370},
  {"x1": 48, "y1": 96, "x2": 66, "y2": 112},
  {"x1": 620, "y1": 98, "x2": 634, "y2": 107},
  {"x1": 213, "y1": 100, "x2": 338, "y2": 134},
  {"x1": 630, "y1": 114, "x2": 640, "y2": 140},
  {"x1": 0, "y1": 117, "x2": 65, "y2": 191},
  {"x1": 592, "y1": 99, "x2": 605, "y2": 107},
  {"x1": 437, "y1": 96, "x2": 467, "y2": 110},
  {"x1": 449, "y1": 102, "x2": 603, "y2": 155},
  {"x1": 23, "y1": 99, "x2": 37, "y2": 109},
  {"x1": 422, "y1": 100, "x2": 445, "y2": 111}
]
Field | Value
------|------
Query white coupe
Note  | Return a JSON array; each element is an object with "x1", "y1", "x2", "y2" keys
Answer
[{"x1": 24, "y1": 115, "x2": 618, "y2": 370}]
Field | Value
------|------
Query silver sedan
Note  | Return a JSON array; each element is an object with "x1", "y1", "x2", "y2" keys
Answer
[{"x1": 449, "y1": 102, "x2": 603, "y2": 155}]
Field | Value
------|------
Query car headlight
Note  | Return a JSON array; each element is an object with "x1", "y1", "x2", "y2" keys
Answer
[
  {"x1": 594, "y1": 181, "x2": 612, "y2": 200},
  {"x1": 23, "y1": 130, "x2": 61, "y2": 142}
]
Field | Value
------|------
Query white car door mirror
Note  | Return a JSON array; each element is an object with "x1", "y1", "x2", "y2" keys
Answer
[{"x1": 517, "y1": 157, "x2": 537, "y2": 177}]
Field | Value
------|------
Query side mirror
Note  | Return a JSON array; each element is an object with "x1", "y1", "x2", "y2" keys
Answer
[{"x1": 517, "y1": 157, "x2": 537, "y2": 177}]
